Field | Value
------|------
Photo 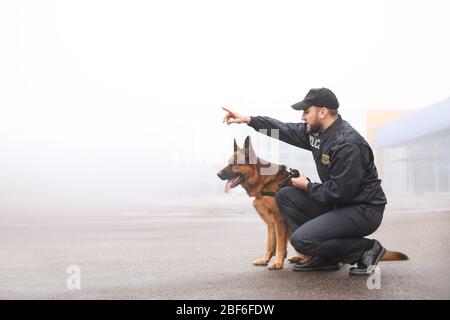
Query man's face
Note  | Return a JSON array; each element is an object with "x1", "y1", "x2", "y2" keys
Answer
[{"x1": 301, "y1": 106, "x2": 322, "y2": 134}]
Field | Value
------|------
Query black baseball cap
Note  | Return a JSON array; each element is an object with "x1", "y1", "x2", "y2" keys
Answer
[{"x1": 291, "y1": 87, "x2": 339, "y2": 110}]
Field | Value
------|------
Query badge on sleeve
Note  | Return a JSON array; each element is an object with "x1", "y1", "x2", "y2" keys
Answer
[{"x1": 320, "y1": 154, "x2": 331, "y2": 166}]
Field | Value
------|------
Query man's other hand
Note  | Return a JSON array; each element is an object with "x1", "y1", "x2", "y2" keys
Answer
[{"x1": 291, "y1": 172, "x2": 310, "y2": 191}]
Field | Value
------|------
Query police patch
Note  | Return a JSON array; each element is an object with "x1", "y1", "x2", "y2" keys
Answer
[{"x1": 320, "y1": 154, "x2": 331, "y2": 166}]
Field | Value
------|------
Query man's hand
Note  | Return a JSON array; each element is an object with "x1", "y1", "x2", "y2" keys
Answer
[
  {"x1": 222, "y1": 107, "x2": 251, "y2": 125},
  {"x1": 291, "y1": 171, "x2": 310, "y2": 191}
]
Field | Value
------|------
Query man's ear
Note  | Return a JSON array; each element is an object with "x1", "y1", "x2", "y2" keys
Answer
[
  {"x1": 319, "y1": 107, "x2": 328, "y2": 119},
  {"x1": 243, "y1": 136, "x2": 257, "y2": 164}
]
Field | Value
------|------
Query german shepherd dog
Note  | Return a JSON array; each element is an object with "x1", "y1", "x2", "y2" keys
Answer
[
  {"x1": 217, "y1": 136, "x2": 408, "y2": 271},
  {"x1": 217, "y1": 136, "x2": 308, "y2": 270}
]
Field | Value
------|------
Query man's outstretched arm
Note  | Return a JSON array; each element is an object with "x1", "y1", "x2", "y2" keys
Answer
[{"x1": 222, "y1": 107, "x2": 311, "y2": 151}]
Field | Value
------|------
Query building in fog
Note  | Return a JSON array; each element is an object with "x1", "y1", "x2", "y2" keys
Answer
[{"x1": 371, "y1": 97, "x2": 450, "y2": 194}]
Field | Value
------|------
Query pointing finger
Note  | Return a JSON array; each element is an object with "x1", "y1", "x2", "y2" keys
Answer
[{"x1": 222, "y1": 107, "x2": 235, "y2": 115}]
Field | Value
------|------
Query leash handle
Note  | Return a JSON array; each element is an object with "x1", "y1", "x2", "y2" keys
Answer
[
  {"x1": 288, "y1": 168, "x2": 300, "y2": 178},
  {"x1": 278, "y1": 168, "x2": 299, "y2": 187},
  {"x1": 277, "y1": 168, "x2": 309, "y2": 188}
]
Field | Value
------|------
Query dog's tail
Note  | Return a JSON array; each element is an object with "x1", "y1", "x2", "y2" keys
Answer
[{"x1": 381, "y1": 250, "x2": 409, "y2": 261}]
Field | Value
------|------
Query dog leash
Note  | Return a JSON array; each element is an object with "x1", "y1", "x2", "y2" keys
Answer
[
  {"x1": 261, "y1": 168, "x2": 302, "y2": 197},
  {"x1": 278, "y1": 168, "x2": 301, "y2": 187}
]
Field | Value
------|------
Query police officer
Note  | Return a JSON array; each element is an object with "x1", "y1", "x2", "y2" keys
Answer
[{"x1": 222, "y1": 88, "x2": 387, "y2": 275}]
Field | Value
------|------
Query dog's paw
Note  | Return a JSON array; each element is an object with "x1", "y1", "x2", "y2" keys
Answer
[
  {"x1": 288, "y1": 255, "x2": 310, "y2": 264},
  {"x1": 287, "y1": 256, "x2": 301, "y2": 263},
  {"x1": 267, "y1": 261, "x2": 283, "y2": 270},
  {"x1": 252, "y1": 258, "x2": 269, "y2": 266}
]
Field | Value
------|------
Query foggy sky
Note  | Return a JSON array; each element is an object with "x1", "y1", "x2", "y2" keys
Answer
[{"x1": 1, "y1": 0, "x2": 449, "y2": 216}]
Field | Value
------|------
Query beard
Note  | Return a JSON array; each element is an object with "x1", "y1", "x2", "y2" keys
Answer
[{"x1": 306, "y1": 122, "x2": 321, "y2": 134}]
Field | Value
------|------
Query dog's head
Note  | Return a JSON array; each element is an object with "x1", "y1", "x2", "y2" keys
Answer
[{"x1": 217, "y1": 136, "x2": 260, "y2": 193}]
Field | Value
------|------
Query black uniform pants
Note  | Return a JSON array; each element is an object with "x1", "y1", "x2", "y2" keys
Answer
[{"x1": 275, "y1": 186, "x2": 384, "y2": 264}]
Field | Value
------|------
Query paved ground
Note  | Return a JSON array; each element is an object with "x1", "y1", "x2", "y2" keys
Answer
[{"x1": 1, "y1": 198, "x2": 449, "y2": 299}]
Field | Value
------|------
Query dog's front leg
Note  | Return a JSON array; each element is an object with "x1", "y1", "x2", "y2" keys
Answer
[
  {"x1": 252, "y1": 201, "x2": 276, "y2": 266},
  {"x1": 252, "y1": 223, "x2": 276, "y2": 266},
  {"x1": 267, "y1": 215, "x2": 288, "y2": 270}
]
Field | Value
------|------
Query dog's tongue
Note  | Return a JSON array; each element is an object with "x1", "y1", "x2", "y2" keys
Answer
[{"x1": 224, "y1": 180, "x2": 233, "y2": 193}]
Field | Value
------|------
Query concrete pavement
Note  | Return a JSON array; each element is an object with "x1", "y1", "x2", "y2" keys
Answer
[{"x1": 1, "y1": 200, "x2": 449, "y2": 299}]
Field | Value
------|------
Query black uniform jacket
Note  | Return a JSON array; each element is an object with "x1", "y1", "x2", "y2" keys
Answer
[{"x1": 248, "y1": 115, "x2": 387, "y2": 207}]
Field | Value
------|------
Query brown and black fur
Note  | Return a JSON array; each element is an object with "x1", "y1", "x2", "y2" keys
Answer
[
  {"x1": 217, "y1": 136, "x2": 309, "y2": 270},
  {"x1": 217, "y1": 136, "x2": 408, "y2": 270}
]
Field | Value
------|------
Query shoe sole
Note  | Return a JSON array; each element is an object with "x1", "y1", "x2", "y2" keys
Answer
[
  {"x1": 349, "y1": 247, "x2": 386, "y2": 276},
  {"x1": 292, "y1": 265, "x2": 340, "y2": 272}
]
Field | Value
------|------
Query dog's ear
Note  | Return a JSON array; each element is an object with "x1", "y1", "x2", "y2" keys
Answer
[
  {"x1": 244, "y1": 136, "x2": 257, "y2": 164},
  {"x1": 233, "y1": 138, "x2": 240, "y2": 152}
]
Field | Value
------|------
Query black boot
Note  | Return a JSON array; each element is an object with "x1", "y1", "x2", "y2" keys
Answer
[
  {"x1": 292, "y1": 256, "x2": 340, "y2": 272},
  {"x1": 349, "y1": 240, "x2": 386, "y2": 276}
]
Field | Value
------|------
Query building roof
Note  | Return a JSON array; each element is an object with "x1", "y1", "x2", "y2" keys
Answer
[{"x1": 373, "y1": 96, "x2": 450, "y2": 148}]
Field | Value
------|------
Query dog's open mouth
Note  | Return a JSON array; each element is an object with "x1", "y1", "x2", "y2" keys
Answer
[{"x1": 224, "y1": 174, "x2": 244, "y2": 193}]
